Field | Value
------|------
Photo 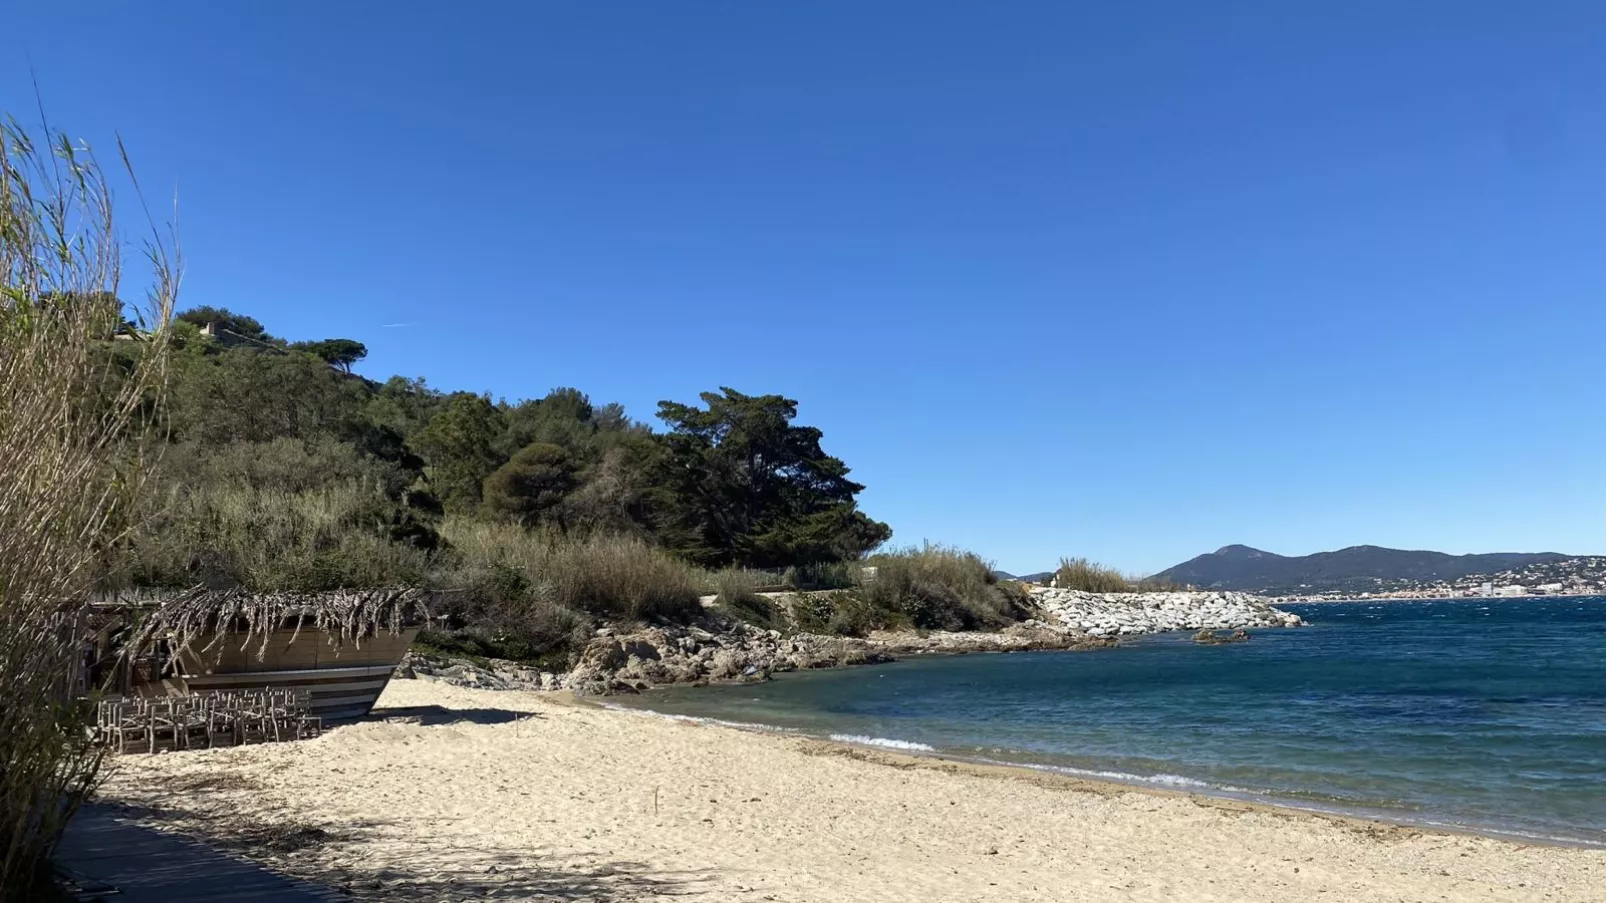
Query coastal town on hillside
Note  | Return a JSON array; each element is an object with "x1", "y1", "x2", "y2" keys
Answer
[{"x1": 1264, "y1": 556, "x2": 1606, "y2": 601}]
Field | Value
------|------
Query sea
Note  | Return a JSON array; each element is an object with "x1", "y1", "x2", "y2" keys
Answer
[{"x1": 611, "y1": 596, "x2": 1606, "y2": 846}]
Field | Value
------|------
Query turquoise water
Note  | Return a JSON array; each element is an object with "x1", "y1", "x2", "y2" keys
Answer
[{"x1": 613, "y1": 597, "x2": 1606, "y2": 845}]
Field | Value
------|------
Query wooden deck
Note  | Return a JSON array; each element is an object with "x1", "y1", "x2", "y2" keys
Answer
[{"x1": 56, "y1": 805, "x2": 342, "y2": 902}]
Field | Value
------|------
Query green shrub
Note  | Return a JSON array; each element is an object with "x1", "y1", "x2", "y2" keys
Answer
[
  {"x1": 858, "y1": 543, "x2": 1017, "y2": 631},
  {"x1": 783, "y1": 590, "x2": 896, "y2": 637},
  {"x1": 992, "y1": 578, "x2": 1036, "y2": 616},
  {"x1": 825, "y1": 591, "x2": 902, "y2": 637},
  {"x1": 790, "y1": 592, "x2": 836, "y2": 634}
]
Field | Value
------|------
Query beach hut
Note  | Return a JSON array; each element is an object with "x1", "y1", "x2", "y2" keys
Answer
[{"x1": 91, "y1": 588, "x2": 429, "y2": 723}]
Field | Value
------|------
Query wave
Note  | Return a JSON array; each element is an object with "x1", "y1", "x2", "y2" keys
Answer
[
  {"x1": 599, "y1": 704, "x2": 800, "y2": 735},
  {"x1": 981, "y1": 758, "x2": 1226, "y2": 791},
  {"x1": 828, "y1": 734, "x2": 936, "y2": 752}
]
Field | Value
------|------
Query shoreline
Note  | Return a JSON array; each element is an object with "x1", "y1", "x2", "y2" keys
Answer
[
  {"x1": 587, "y1": 689, "x2": 1605, "y2": 852},
  {"x1": 1274, "y1": 593, "x2": 1606, "y2": 604},
  {"x1": 100, "y1": 680, "x2": 1606, "y2": 902}
]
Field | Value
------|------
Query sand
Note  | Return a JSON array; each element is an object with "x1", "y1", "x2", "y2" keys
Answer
[{"x1": 101, "y1": 679, "x2": 1605, "y2": 902}]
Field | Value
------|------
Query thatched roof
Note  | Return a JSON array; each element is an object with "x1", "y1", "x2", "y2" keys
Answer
[{"x1": 111, "y1": 587, "x2": 431, "y2": 663}]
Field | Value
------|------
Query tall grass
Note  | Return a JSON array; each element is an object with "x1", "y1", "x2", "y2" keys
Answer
[
  {"x1": 782, "y1": 560, "x2": 861, "y2": 591},
  {"x1": 1053, "y1": 557, "x2": 1133, "y2": 592},
  {"x1": 0, "y1": 116, "x2": 176, "y2": 899},
  {"x1": 118, "y1": 479, "x2": 432, "y2": 591},
  {"x1": 860, "y1": 543, "x2": 1020, "y2": 631},
  {"x1": 1054, "y1": 557, "x2": 1184, "y2": 592},
  {"x1": 440, "y1": 518, "x2": 703, "y2": 627},
  {"x1": 711, "y1": 569, "x2": 782, "y2": 630}
]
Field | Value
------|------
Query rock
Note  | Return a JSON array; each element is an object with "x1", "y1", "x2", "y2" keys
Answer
[
  {"x1": 621, "y1": 637, "x2": 663, "y2": 661},
  {"x1": 576, "y1": 639, "x2": 629, "y2": 673},
  {"x1": 1030, "y1": 587, "x2": 1300, "y2": 638},
  {"x1": 413, "y1": 584, "x2": 1299, "y2": 698},
  {"x1": 708, "y1": 648, "x2": 750, "y2": 679}
]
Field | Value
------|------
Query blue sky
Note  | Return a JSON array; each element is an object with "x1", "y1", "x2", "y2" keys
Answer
[{"x1": 7, "y1": 2, "x2": 1606, "y2": 574}]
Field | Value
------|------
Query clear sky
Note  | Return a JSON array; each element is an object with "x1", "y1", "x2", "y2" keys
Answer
[{"x1": 7, "y1": 2, "x2": 1606, "y2": 575}]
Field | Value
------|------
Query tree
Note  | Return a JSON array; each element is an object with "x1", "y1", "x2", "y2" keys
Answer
[
  {"x1": 498, "y1": 387, "x2": 596, "y2": 457},
  {"x1": 562, "y1": 439, "x2": 662, "y2": 536},
  {"x1": 364, "y1": 375, "x2": 443, "y2": 442},
  {"x1": 292, "y1": 338, "x2": 368, "y2": 373},
  {"x1": 654, "y1": 388, "x2": 891, "y2": 568},
  {"x1": 411, "y1": 392, "x2": 504, "y2": 512},
  {"x1": 166, "y1": 346, "x2": 368, "y2": 444},
  {"x1": 483, "y1": 442, "x2": 581, "y2": 527}
]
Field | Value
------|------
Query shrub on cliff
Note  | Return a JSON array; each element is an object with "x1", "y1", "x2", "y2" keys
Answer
[
  {"x1": 858, "y1": 544, "x2": 1017, "y2": 631},
  {"x1": 786, "y1": 590, "x2": 898, "y2": 637}
]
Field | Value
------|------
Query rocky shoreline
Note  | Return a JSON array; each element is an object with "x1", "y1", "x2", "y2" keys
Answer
[{"x1": 395, "y1": 588, "x2": 1305, "y2": 696}]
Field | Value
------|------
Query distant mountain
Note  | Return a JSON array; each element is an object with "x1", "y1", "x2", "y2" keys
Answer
[
  {"x1": 1152, "y1": 545, "x2": 1575, "y2": 595},
  {"x1": 991, "y1": 570, "x2": 1056, "y2": 584}
]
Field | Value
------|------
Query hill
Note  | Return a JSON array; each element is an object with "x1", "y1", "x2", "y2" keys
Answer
[
  {"x1": 1152, "y1": 544, "x2": 1575, "y2": 595},
  {"x1": 991, "y1": 570, "x2": 1056, "y2": 584}
]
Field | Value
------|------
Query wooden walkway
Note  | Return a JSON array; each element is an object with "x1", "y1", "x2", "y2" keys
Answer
[{"x1": 56, "y1": 805, "x2": 343, "y2": 902}]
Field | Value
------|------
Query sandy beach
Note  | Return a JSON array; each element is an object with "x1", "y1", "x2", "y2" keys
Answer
[{"x1": 100, "y1": 679, "x2": 1604, "y2": 902}]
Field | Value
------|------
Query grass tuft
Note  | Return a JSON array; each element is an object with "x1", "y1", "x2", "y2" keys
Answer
[{"x1": 1053, "y1": 557, "x2": 1185, "y2": 593}]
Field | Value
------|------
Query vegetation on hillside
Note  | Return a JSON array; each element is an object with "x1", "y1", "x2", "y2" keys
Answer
[
  {"x1": 84, "y1": 304, "x2": 933, "y2": 661},
  {"x1": 107, "y1": 314, "x2": 894, "y2": 594},
  {"x1": 90, "y1": 303, "x2": 1175, "y2": 665}
]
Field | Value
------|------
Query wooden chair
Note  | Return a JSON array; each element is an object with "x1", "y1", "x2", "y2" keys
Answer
[
  {"x1": 145, "y1": 699, "x2": 181, "y2": 753},
  {"x1": 289, "y1": 689, "x2": 322, "y2": 739},
  {"x1": 98, "y1": 698, "x2": 149, "y2": 754},
  {"x1": 264, "y1": 688, "x2": 310, "y2": 742},
  {"x1": 232, "y1": 691, "x2": 271, "y2": 745}
]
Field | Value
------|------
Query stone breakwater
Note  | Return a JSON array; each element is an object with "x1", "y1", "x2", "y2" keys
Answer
[{"x1": 1029, "y1": 588, "x2": 1305, "y2": 637}]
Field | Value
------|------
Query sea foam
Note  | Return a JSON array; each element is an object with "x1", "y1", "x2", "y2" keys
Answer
[{"x1": 828, "y1": 734, "x2": 936, "y2": 752}]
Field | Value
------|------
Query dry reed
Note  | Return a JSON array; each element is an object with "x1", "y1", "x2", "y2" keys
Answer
[
  {"x1": 0, "y1": 114, "x2": 176, "y2": 898},
  {"x1": 440, "y1": 519, "x2": 703, "y2": 622},
  {"x1": 117, "y1": 587, "x2": 428, "y2": 667},
  {"x1": 1053, "y1": 557, "x2": 1184, "y2": 593}
]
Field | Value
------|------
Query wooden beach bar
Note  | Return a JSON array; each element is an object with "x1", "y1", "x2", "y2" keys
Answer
[{"x1": 88, "y1": 587, "x2": 428, "y2": 725}]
